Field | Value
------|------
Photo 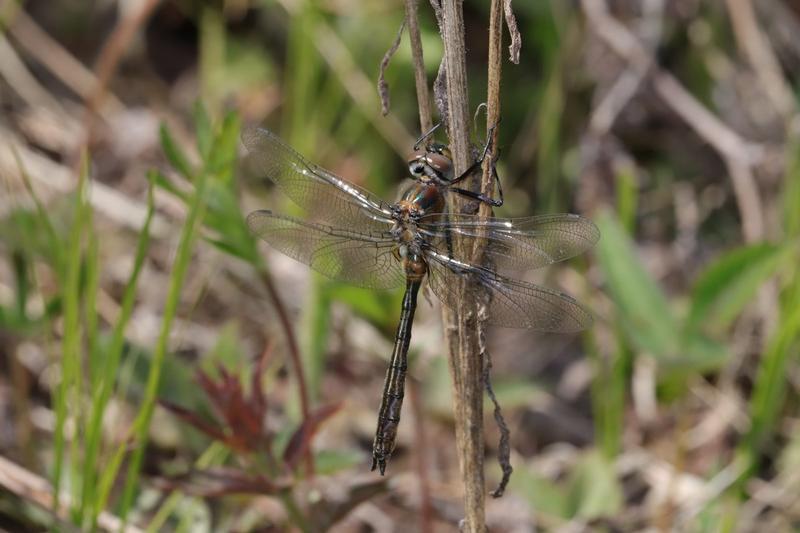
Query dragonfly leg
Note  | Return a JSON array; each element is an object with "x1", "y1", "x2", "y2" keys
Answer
[
  {"x1": 449, "y1": 185, "x2": 503, "y2": 207},
  {"x1": 413, "y1": 122, "x2": 443, "y2": 151},
  {"x1": 448, "y1": 124, "x2": 504, "y2": 207}
]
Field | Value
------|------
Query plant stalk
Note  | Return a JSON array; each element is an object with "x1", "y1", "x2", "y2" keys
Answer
[{"x1": 439, "y1": 0, "x2": 486, "y2": 530}]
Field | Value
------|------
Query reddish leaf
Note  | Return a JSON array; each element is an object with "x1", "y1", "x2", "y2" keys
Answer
[
  {"x1": 283, "y1": 403, "x2": 342, "y2": 469},
  {"x1": 251, "y1": 343, "x2": 272, "y2": 422},
  {"x1": 159, "y1": 399, "x2": 229, "y2": 442},
  {"x1": 190, "y1": 363, "x2": 269, "y2": 452}
]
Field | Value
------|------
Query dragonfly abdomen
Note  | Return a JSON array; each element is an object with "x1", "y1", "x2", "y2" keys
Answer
[{"x1": 371, "y1": 277, "x2": 422, "y2": 475}]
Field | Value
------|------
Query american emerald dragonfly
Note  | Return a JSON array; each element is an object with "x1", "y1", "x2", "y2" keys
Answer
[{"x1": 243, "y1": 127, "x2": 599, "y2": 474}]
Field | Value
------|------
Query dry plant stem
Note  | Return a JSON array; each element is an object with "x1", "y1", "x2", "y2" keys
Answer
[
  {"x1": 378, "y1": 19, "x2": 407, "y2": 116},
  {"x1": 405, "y1": 0, "x2": 434, "y2": 523},
  {"x1": 76, "y1": 0, "x2": 161, "y2": 171},
  {"x1": 405, "y1": 0, "x2": 434, "y2": 133},
  {"x1": 481, "y1": 0, "x2": 512, "y2": 498},
  {"x1": 8, "y1": 9, "x2": 125, "y2": 116},
  {"x1": 502, "y1": 0, "x2": 521, "y2": 64},
  {"x1": 0, "y1": 455, "x2": 143, "y2": 533},
  {"x1": 0, "y1": 34, "x2": 64, "y2": 113},
  {"x1": 408, "y1": 378, "x2": 434, "y2": 533},
  {"x1": 440, "y1": 0, "x2": 486, "y2": 530},
  {"x1": 258, "y1": 269, "x2": 314, "y2": 474},
  {"x1": 87, "y1": 0, "x2": 162, "y2": 117},
  {"x1": 481, "y1": 0, "x2": 503, "y2": 219},
  {"x1": 580, "y1": 0, "x2": 765, "y2": 242},
  {"x1": 725, "y1": 0, "x2": 795, "y2": 119}
]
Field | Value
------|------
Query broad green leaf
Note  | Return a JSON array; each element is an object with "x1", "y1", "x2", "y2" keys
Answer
[
  {"x1": 615, "y1": 165, "x2": 637, "y2": 233},
  {"x1": 193, "y1": 102, "x2": 213, "y2": 163},
  {"x1": 595, "y1": 211, "x2": 680, "y2": 359},
  {"x1": 314, "y1": 449, "x2": 364, "y2": 475},
  {"x1": 565, "y1": 449, "x2": 622, "y2": 519},
  {"x1": 675, "y1": 332, "x2": 728, "y2": 371},
  {"x1": 688, "y1": 242, "x2": 791, "y2": 334},
  {"x1": 423, "y1": 356, "x2": 453, "y2": 417},
  {"x1": 326, "y1": 284, "x2": 399, "y2": 327},
  {"x1": 159, "y1": 124, "x2": 194, "y2": 180},
  {"x1": 202, "y1": 182, "x2": 258, "y2": 264},
  {"x1": 207, "y1": 111, "x2": 240, "y2": 179},
  {"x1": 150, "y1": 170, "x2": 188, "y2": 201},
  {"x1": 485, "y1": 378, "x2": 547, "y2": 411},
  {"x1": 508, "y1": 464, "x2": 568, "y2": 519}
]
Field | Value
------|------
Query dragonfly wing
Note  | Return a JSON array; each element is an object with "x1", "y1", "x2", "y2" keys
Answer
[
  {"x1": 248, "y1": 210, "x2": 405, "y2": 290},
  {"x1": 242, "y1": 128, "x2": 394, "y2": 230},
  {"x1": 425, "y1": 250, "x2": 593, "y2": 332},
  {"x1": 419, "y1": 213, "x2": 599, "y2": 272}
]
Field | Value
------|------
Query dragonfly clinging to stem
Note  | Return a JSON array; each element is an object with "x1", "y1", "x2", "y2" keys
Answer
[{"x1": 243, "y1": 126, "x2": 598, "y2": 474}]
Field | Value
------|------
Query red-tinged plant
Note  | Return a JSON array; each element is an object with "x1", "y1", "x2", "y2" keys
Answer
[
  {"x1": 159, "y1": 345, "x2": 341, "y2": 490},
  {"x1": 157, "y1": 345, "x2": 389, "y2": 530}
]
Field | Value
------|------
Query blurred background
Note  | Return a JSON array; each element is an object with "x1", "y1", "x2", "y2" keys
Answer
[{"x1": 1, "y1": 0, "x2": 799, "y2": 531}]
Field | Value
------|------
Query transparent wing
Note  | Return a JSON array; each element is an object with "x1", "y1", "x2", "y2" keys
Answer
[
  {"x1": 247, "y1": 210, "x2": 405, "y2": 290},
  {"x1": 424, "y1": 249, "x2": 593, "y2": 332},
  {"x1": 242, "y1": 128, "x2": 394, "y2": 230},
  {"x1": 418, "y1": 213, "x2": 599, "y2": 272}
]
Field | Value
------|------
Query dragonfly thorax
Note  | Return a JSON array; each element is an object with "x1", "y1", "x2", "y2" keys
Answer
[{"x1": 399, "y1": 183, "x2": 446, "y2": 215}]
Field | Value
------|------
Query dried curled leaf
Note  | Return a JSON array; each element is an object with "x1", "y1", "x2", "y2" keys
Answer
[
  {"x1": 504, "y1": 0, "x2": 521, "y2": 64},
  {"x1": 378, "y1": 18, "x2": 407, "y2": 116}
]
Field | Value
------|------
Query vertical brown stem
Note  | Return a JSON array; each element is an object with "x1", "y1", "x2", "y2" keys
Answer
[
  {"x1": 481, "y1": 0, "x2": 503, "y2": 219},
  {"x1": 408, "y1": 378, "x2": 434, "y2": 533},
  {"x1": 405, "y1": 0, "x2": 433, "y2": 134},
  {"x1": 258, "y1": 269, "x2": 314, "y2": 474},
  {"x1": 404, "y1": 1, "x2": 435, "y2": 524},
  {"x1": 440, "y1": 1, "x2": 486, "y2": 530}
]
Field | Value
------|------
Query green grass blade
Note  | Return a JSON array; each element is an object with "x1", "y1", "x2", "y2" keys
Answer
[
  {"x1": 116, "y1": 159, "x2": 209, "y2": 524},
  {"x1": 687, "y1": 243, "x2": 791, "y2": 335},
  {"x1": 595, "y1": 211, "x2": 680, "y2": 359},
  {"x1": 735, "y1": 136, "x2": 800, "y2": 486},
  {"x1": 12, "y1": 147, "x2": 65, "y2": 275},
  {"x1": 52, "y1": 157, "x2": 91, "y2": 520},
  {"x1": 86, "y1": 179, "x2": 156, "y2": 528},
  {"x1": 193, "y1": 101, "x2": 213, "y2": 163},
  {"x1": 160, "y1": 124, "x2": 195, "y2": 181},
  {"x1": 737, "y1": 295, "x2": 800, "y2": 477},
  {"x1": 208, "y1": 111, "x2": 240, "y2": 179}
]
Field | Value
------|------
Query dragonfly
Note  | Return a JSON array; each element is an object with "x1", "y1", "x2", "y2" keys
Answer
[{"x1": 243, "y1": 127, "x2": 599, "y2": 475}]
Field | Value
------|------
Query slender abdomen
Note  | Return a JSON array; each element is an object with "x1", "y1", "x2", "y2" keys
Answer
[{"x1": 371, "y1": 256, "x2": 426, "y2": 474}]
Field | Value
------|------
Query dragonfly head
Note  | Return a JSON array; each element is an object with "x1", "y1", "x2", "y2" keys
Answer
[{"x1": 407, "y1": 143, "x2": 454, "y2": 184}]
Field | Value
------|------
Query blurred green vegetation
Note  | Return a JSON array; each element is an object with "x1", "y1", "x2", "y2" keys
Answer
[{"x1": 0, "y1": 0, "x2": 799, "y2": 530}]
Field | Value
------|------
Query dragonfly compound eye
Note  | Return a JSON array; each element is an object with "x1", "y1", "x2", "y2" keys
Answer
[
  {"x1": 407, "y1": 153, "x2": 427, "y2": 176},
  {"x1": 424, "y1": 152, "x2": 453, "y2": 179}
]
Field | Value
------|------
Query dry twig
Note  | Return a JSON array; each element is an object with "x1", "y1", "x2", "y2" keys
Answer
[
  {"x1": 580, "y1": 0, "x2": 766, "y2": 242},
  {"x1": 438, "y1": 0, "x2": 486, "y2": 530},
  {"x1": 480, "y1": 0, "x2": 512, "y2": 499},
  {"x1": 6, "y1": 9, "x2": 125, "y2": 117},
  {"x1": 725, "y1": 0, "x2": 795, "y2": 119},
  {"x1": 0, "y1": 455, "x2": 143, "y2": 533},
  {"x1": 377, "y1": 18, "x2": 407, "y2": 116},
  {"x1": 406, "y1": 0, "x2": 433, "y2": 133},
  {"x1": 403, "y1": 1, "x2": 435, "y2": 526},
  {"x1": 502, "y1": 0, "x2": 521, "y2": 64}
]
